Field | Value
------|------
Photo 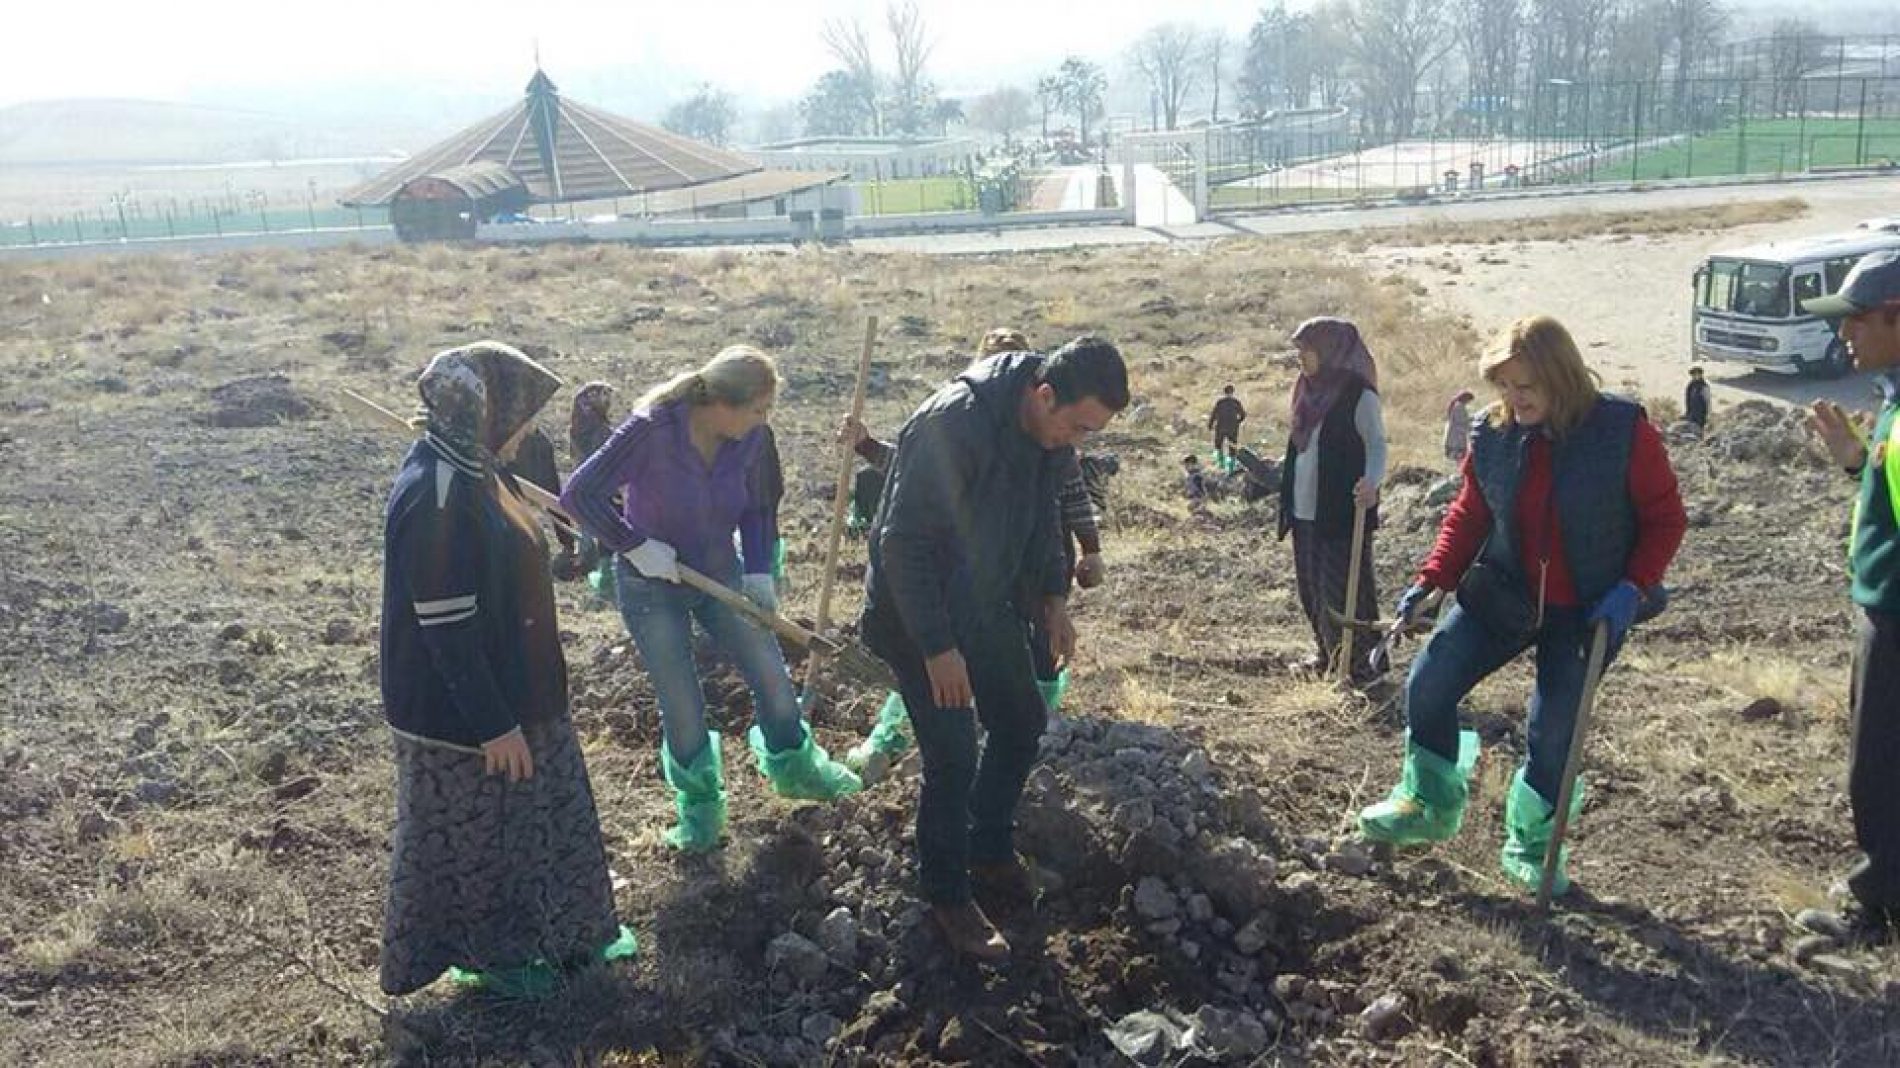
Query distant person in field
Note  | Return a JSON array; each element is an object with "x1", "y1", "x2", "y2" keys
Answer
[
  {"x1": 1209, "y1": 385, "x2": 1246, "y2": 464},
  {"x1": 1361, "y1": 316, "x2": 1685, "y2": 898},
  {"x1": 378, "y1": 341, "x2": 633, "y2": 998},
  {"x1": 560, "y1": 346, "x2": 860, "y2": 854},
  {"x1": 860, "y1": 334, "x2": 1129, "y2": 961},
  {"x1": 1278, "y1": 317, "x2": 1387, "y2": 682},
  {"x1": 1801, "y1": 250, "x2": 1900, "y2": 944},
  {"x1": 1182, "y1": 454, "x2": 1210, "y2": 516},
  {"x1": 840, "y1": 327, "x2": 1108, "y2": 778},
  {"x1": 1684, "y1": 367, "x2": 1711, "y2": 431},
  {"x1": 1445, "y1": 389, "x2": 1476, "y2": 464}
]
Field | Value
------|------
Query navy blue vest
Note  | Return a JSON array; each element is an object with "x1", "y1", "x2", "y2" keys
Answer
[{"x1": 1468, "y1": 395, "x2": 1641, "y2": 606}]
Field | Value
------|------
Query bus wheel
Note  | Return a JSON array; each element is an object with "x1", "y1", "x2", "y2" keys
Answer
[{"x1": 1802, "y1": 338, "x2": 1853, "y2": 380}]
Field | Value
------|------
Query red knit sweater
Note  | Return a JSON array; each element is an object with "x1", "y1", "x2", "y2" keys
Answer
[{"x1": 1417, "y1": 416, "x2": 1685, "y2": 606}]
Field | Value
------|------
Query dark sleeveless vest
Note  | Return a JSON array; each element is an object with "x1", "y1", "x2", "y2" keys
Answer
[
  {"x1": 1279, "y1": 380, "x2": 1379, "y2": 541},
  {"x1": 1467, "y1": 395, "x2": 1642, "y2": 606}
]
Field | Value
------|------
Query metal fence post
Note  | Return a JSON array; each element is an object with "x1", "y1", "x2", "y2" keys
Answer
[{"x1": 1855, "y1": 78, "x2": 1870, "y2": 165}]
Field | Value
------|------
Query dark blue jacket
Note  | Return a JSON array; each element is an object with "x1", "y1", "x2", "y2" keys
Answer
[{"x1": 380, "y1": 437, "x2": 567, "y2": 747}]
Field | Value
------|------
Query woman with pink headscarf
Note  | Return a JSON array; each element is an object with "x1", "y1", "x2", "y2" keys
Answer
[
  {"x1": 1277, "y1": 317, "x2": 1387, "y2": 682},
  {"x1": 1445, "y1": 389, "x2": 1476, "y2": 463}
]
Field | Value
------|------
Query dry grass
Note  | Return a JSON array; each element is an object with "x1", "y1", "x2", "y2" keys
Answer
[{"x1": 1316, "y1": 197, "x2": 1810, "y2": 253}]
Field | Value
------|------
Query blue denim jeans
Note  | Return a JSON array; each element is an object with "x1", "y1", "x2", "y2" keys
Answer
[
  {"x1": 864, "y1": 606, "x2": 1047, "y2": 905},
  {"x1": 614, "y1": 559, "x2": 804, "y2": 765},
  {"x1": 1405, "y1": 602, "x2": 1617, "y2": 804}
]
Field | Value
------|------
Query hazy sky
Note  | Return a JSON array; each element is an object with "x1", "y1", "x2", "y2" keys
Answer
[{"x1": 4, "y1": 0, "x2": 1271, "y2": 111}]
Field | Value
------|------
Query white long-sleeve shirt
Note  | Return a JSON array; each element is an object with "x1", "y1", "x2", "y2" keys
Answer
[{"x1": 1292, "y1": 390, "x2": 1387, "y2": 522}]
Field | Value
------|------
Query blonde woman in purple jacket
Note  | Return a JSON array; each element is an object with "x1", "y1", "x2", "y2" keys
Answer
[{"x1": 561, "y1": 346, "x2": 861, "y2": 852}]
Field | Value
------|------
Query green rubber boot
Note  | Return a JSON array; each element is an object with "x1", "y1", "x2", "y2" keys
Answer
[
  {"x1": 660, "y1": 734, "x2": 727, "y2": 853},
  {"x1": 749, "y1": 722, "x2": 864, "y2": 801},
  {"x1": 445, "y1": 924, "x2": 639, "y2": 997},
  {"x1": 1499, "y1": 768, "x2": 1586, "y2": 895},
  {"x1": 844, "y1": 692, "x2": 912, "y2": 775},
  {"x1": 1037, "y1": 668, "x2": 1071, "y2": 715},
  {"x1": 1358, "y1": 730, "x2": 1480, "y2": 846}
]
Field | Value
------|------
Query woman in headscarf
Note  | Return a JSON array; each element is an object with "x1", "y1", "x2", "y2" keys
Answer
[
  {"x1": 1445, "y1": 389, "x2": 1476, "y2": 464},
  {"x1": 561, "y1": 346, "x2": 861, "y2": 853},
  {"x1": 1278, "y1": 317, "x2": 1387, "y2": 682},
  {"x1": 378, "y1": 341, "x2": 633, "y2": 998}
]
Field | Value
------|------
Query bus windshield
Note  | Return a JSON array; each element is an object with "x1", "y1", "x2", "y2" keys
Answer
[{"x1": 1698, "y1": 259, "x2": 1792, "y2": 319}]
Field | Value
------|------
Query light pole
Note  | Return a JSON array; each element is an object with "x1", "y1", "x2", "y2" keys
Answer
[{"x1": 1546, "y1": 79, "x2": 1575, "y2": 182}]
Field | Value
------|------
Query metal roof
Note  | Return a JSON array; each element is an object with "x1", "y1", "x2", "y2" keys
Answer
[
  {"x1": 398, "y1": 161, "x2": 526, "y2": 201},
  {"x1": 626, "y1": 169, "x2": 848, "y2": 216},
  {"x1": 340, "y1": 70, "x2": 759, "y2": 208}
]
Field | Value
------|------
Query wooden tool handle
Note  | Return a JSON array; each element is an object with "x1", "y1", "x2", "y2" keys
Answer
[{"x1": 814, "y1": 316, "x2": 878, "y2": 635}]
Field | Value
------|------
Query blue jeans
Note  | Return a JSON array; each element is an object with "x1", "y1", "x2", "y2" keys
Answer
[
  {"x1": 864, "y1": 606, "x2": 1047, "y2": 905},
  {"x1": 614, "y1": 559, "x2": 804, "y2": 764},
  {"x1": 1405, "y1": 602, "x2": 1616, "y2": 804}
]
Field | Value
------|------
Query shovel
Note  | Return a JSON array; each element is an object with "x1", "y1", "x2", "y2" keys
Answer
[
  {"x1": 1334, "y1": 501, "x2": 1371, "y2": 683},
  {"x1": 337, "y1": 389, "x2": 895, "y2": 692},
  {"x1": 1538, "y1": 620, "x2": 1610, "y2": 911},
  {"x1": 804, "y1": 316, "x2": 878, "y2": 708}
]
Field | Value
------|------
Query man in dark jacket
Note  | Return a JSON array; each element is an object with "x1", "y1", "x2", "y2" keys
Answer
[
  {"x1": 1209, "y1": 385, "x2": 1246, "y2": 463},
  {"x1": 861, "y1": 336, "x2": 1129, "y2": 961},
  {"x1": 1684, "y1": 367, "x2": 1710, "y2": 430}
]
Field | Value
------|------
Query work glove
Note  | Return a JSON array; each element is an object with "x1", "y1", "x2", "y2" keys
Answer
[
  {"x1": 1587, "y1": 580, "x2": 1642, "y2": 648},
  {"x1": 622, "y1": 538, "x2": 680, "y2": 583},
  {"x1": 1394, "y1": 582, "x2": 1432, "y2": 628},
  {"x1": 741, "y1": 573, "x2": 779, "y2": 614}
]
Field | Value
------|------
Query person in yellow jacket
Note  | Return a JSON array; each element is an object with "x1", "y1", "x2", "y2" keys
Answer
[{"x1": 1802, "y1": 249, "x2": 1900, "y2": 943}]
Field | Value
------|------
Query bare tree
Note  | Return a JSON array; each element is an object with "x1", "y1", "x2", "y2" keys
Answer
[
  {"x1": 886, "y1": 0, "x2": 936, "y2": 136},
  {"x1": 1457, "y1": 0, "x2": 1522, "y2": 133},
  {"x1": 1348, "y1": 0, "x2": 1456, "y2": 140},
  {"x1": 1130, "y1": 24, "x2": 1204, "y2": 131},
  {"x1": 822, "y1": 17, "x2": 882, "y2": 134},
  {"x1": 1206, "y1": 32, "x2": 1231, "y2": 123},
  {"x1": 1664, "y1": 0, "x2": 1727, "y2": 126},
  {"x1": 968, "y1": 86, "x2": 1034, "y2": 144},
  {"x1": 1765, "y1": 17, "x2": 1830, "y2": 116},
  {"x1": 1036, "y1": 75, "x2": 1062, "y2": 138},
  {"x1": 1054, "y1": 56, "x2": 1108, "y2": 145}
]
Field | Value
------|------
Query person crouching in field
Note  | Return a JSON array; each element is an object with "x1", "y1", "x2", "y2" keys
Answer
[
  {"x1": 1360, "y1": 316, "x2": 1685, "y2": 896},
  {"x1": 560, "y1": 346, "x2": 861, "y2": 854},
  {"x1": 378, "y1": 342, "x2": 634, "y2": 998},
  {"x1": 861, "y1": 336, "x2": 1129, "y2": 960},
  {"x1": 1278, "y1": 317, "x2": 1387, "y2": 682},
  {"x1": 1800, "y1": 250, "x2": 1900, "y2": 943}
]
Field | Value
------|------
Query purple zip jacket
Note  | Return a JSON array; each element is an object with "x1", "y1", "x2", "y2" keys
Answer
[{"x1": 559, "y1": 400, "x2": 775, "y2": 578}]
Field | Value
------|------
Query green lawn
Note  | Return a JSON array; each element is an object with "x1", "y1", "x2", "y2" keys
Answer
[
  {"x1": 1209, "y1": 182, "x2": 1398, "y2": 209},
  {"x1": 1617, "y1": 117, "x2": 1900, "y2": 181},
  {"x1": 848, "y1": 176, "x2": 973, "y2": 216},
  {"x1": 0, "y1": 204, "x2": 386, "y2": 248}
]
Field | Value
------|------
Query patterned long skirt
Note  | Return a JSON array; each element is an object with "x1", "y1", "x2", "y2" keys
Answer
[
  {"x1": 1291, "y1": 518, "x2": 1379, "y2": 678},
  {"x1": 379, "y1": 715, "x2": 620, "y2": 996}
]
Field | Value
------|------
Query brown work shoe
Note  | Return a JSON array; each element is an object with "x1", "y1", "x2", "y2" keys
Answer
[
  {"x1": 930, "y1": 901, "x2": 1010, "y2": 961},
  {"x1": 971, "y1": 856, "x2": 1037, "y2": 913}
]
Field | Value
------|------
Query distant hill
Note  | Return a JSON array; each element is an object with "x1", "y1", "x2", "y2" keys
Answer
[{"x1": 0, "y1": 98, "x2": 413, "y2": 166}]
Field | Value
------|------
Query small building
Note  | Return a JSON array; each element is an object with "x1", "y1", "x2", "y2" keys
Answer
[
  {"x1": 745, "y1": 137, "x2": 977, "y2": 181},
  {"x1": 388, "y1": 162, "x2": 528, "y2": 241}
]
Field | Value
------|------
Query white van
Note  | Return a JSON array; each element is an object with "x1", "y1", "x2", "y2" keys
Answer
[{"x1": 1691, "y1": 229, "x2": 1900, "y2": 378}]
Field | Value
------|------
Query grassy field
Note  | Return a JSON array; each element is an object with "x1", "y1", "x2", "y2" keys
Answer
[
  {"x1": 847, "y1": 175, "x2": 973, "y2": 216},
  {"x1": 1617, "y1": 117, "x2": 1900, "y2": 181}
]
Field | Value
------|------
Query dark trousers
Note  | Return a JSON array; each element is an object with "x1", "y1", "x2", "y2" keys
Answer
[
  {"x1": 1407, "y1": 603, "x2": 1614, "y2": 804},
  {"x1": 867, "y1": 609, "x2": 1048, "y2": 905},
  {"x1": 1291, "y1": 519, "x2": 1378, "y2": 676},
  {"x1": 1848, "y1": 609, "x2": 1900, "y2": 911},
  {"x1": 1213, "y1": 427, "x2": 1239, "y2": 457}
]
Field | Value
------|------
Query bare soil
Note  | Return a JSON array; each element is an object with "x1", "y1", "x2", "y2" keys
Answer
[{"x1": 1, "y1": 229, "x2": 1895, "y2": 1066}]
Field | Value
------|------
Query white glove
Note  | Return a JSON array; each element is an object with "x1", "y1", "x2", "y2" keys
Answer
[
  {"x1": 741, "y1": 573, "x2": 779, "y2": 614},
  {"x1": 622, "y1": 539, "x2": 679, "y2": 582}
]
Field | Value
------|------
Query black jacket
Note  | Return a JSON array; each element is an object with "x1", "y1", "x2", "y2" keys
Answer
[{"x1": 863, "y1": 353, "x2": 1069, "y2": 657}]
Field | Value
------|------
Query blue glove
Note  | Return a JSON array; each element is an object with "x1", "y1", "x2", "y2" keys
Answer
[
  {"x1": 1587, "y1": 581, "x2": 1642, "y2": 646},
  {"x1": 1395, "y1": 583, "x2": 1431, "y2": 627}
]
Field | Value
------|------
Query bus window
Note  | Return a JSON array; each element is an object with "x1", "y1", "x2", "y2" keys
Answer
[
  {"x1": 1794, "y1": 271, "x2": 1823, "y2": 309},
  {"x1": 1825, "y1": 256, "x2": 1860, "y2": 294},
  {"x1": 1699, "y1": 260, "x2": 1740, "y2": 309}
]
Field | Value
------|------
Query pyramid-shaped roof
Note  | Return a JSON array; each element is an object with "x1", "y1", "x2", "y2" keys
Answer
[{"x1": 340, "y1": 70, "x2": 759, "y2": 208}]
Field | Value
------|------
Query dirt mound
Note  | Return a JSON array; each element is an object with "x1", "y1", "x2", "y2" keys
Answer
[{"x1": 197, "y1": 374, "x2": 317, "y2": 428}]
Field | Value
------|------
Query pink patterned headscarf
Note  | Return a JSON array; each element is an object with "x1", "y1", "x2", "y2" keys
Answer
[{"x1": 1288, "y1": 318, "x2": 1377, "y2": 450}]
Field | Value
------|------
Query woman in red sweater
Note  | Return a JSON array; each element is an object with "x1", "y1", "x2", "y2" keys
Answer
[{"x1": 1358, "y1": 316, "x2": 1686, "y2": 895}]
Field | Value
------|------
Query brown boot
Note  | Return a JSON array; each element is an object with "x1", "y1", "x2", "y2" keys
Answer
[
  {"x1": 971, "y1": 856, "x2": 1037, "y2": 914},
  {"x1": 929, "y1": 901, "x2": 1010, "y2": 961}
]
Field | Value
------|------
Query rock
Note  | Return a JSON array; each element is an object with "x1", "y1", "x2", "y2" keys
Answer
[
  {"x1": 1272, "y1": 974, "x2": 1306, "y2": 1003},
  {"x1": 1186, "y1": 893, "x2": 1215, "y2": 923},
  {"x1": 1790, "y1": 934, "x2": 1836, "y2": 965},
  {"x1": 1133, "y1": 877, "x2": 1178, "y2": 920},
  {"x1": 1190, "y1": 1005, "x2": 1269, "y2": 1058},
  {"x1": 1189, "y1": 838, "x2": 1278, "y2": 919},
  {"x1": 1113, "y1": 798, "x2": 1157, "y2": 833},
  {"x1": 816, "y1": 906, "x2": 859, "y2": 961},
  {"x1": 1795, "y1": 908, "x2": 1853, "y2": 940},
  {"x1": 218, "y1": 622, "x2": 247, "y2": 642},
  {"x1": 1234, "y1": 914, "x2": 1275, "y2": 955},
  {"x1": 1807, "y1": 954, "x2": 1875, "y2": 987},
  {"x1": 322, "y1": 618, "x2": 359, "y2": 645},
  {"x1": 1361, "y1": 993, "x2": 1411, "y2": 1041},
  {"x1": 1105, "y1": 1009, "x2": 1191, "y2": 1065},
  {"x1": 1181, "y1": 750, "x2": 1213, "y2": 785},
  {"x1": 85, "y1": 603, "x2": 131, "y2": 634},
  {"x1": 135, "y1": 778, "x2": 179, "y2": 806},
  {"x1": 1739, "y1": 697, "x2": 1783, "y2": 721},
  {"x1": 200, "y1": 374, "x2": 314, "y2": 428},
  {"x1": 1325, "y1": 843, "x2": 1374, "y2": 876},
  {"x1": 1279, "y1": 871, "x2": 1324, "y2": 918},
  {"x1": 801, "y1": 1012, "x2": 843, "y2": 1045},
  {"x1": 1121, "y1": 825, "x2": 1186, "y2": 877},
  {"x1": 765, "y1": 932, "x2": 829, "y2": 987}
]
